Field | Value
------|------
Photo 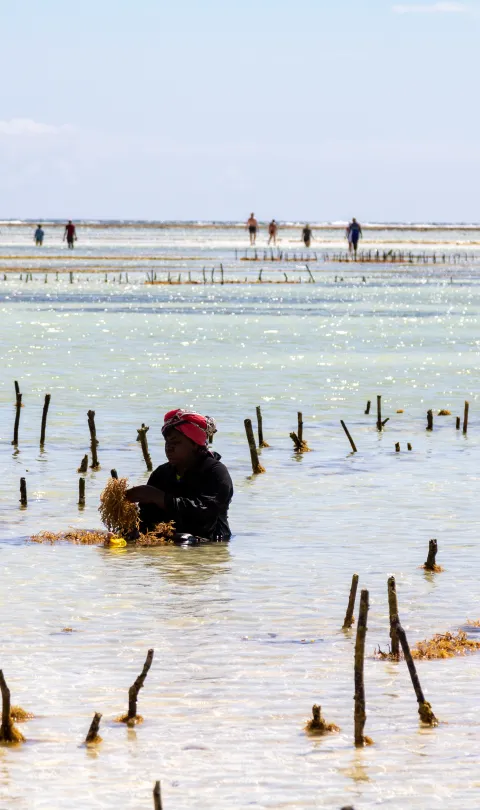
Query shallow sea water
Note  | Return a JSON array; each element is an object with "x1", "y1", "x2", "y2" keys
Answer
[{"x1": 1, "y1": 225, "x2": 480, "y2": 809}]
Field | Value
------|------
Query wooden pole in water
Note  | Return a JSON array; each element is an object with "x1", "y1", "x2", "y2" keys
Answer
[
  {"x1": 395, "y1": 442, "x2": 400, "y2": 452},
  {"x1": 354, "y1": 589, "x2": 370, "y2": 746},
  {"x1": 20, "y1": 478, "x2": 27, "y2": 507},
  {"x1": 111, "y1": 469, "x2": 118, "y2": 479},
  {"x1": 85, "y1": 712, "x2": 102, "y2": 744},
  {"x1": 463, "y1": 400, "x2": 469, "y2": 434},
  {"x1": 426, "y1": 409, "x2": 433, "y2": 431},
  {"x1": 14, "y1": 381, "x2": 20, "y2": 400},
  {"x1": 256, "y1": 406, "x2": 269, "y2": 448},
  {"x1": 407, "y1": 443, "x2": 412, "y2": 451},
  {"x1": 126, "y1": 649, "x2": 154, "y2": 724},
  {"x1": 78, "y1": 455, "x2": 88, "y2": 473},
  {"x1": 244, "y1": 419, "x2": 265, "y2": 474},
  {"x1": 12, "y1": 392, "x2": 22, "y2": 446},
  {"x1": 87, "y1": 410, "x2": 99, "y2": 468},
  {"x1": 340, "y1": 420, "x2": 357, "y2": 453},
  {"x1": 424, "y1": 538, "x2": 438, "y2": 571},
  {"x1": 137, "y1": 424, "x2": 153, "y2": 471},
  {"x1": 342, "y1": 574, "x2": 359, "y2": 629},
  {"x1": 220, "y1": 263, "x2": 224, "y2": 284},
  {"x1": 376, "y1": 395, "x2": 382, "y2": 431},
  {"x1": 40, "y1": 393, "x2": 51, "y2": 446},
  {"x1": 153, "y1": 781, "x2": 163, "y2": 810},
  {"x1": 78, "y1": 477, "x2": 85, "y2": 507},
  {"x1": 297, "y1": 412, "x2": 303, "y2": 444},
  {"x1": 456, "y1": 416, "x2": 461, "y2": 430},
  {"x1": 0, "y1": 671, "x2": 24, "y2": 743},
  {"x1": 394, "y1": 621, "x2": 438, "y2": 725},
  {"x1": 365, "y1": 400, "x2": 371, "y2": 415},
  {"x1": 387, "y1": 576, "x2": 400, "y2": 658}
]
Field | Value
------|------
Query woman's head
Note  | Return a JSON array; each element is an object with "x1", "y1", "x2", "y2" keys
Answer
[{"x1": 161, "y1": 409, "x2": 217, "y2": 470}]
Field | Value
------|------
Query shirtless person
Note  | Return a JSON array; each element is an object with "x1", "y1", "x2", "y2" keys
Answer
[
  {"x1": 268, "y1": 219, "x2": 278, "y2": 246},
  {"x1": 247, "y1": 213, "x2": 258, "y2": 245},
  {"x1": 63, "y1": 220, "x2": 77, "y2": 249}
]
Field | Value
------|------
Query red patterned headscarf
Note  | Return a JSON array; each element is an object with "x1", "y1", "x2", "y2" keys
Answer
[{"x1": 161, "y1": 409, "x2": 217, "y2": 447}]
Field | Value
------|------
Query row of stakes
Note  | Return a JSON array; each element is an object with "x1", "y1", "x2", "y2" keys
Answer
[{"x1": 9, "y1": 381, "x2": 471, "y2": 505}]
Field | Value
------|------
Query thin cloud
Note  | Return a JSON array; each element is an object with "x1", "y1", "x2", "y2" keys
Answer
[
  {"x1": 393, "y1": 2, "x2": 469, "y2": 12},
  {"x1": 0, "y1": 118, "x2": 73, "y2": 136}
]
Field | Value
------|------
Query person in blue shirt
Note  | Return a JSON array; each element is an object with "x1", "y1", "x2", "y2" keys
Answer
[
  {"x1": 346, "y1": 218, "x2": 362, "y2": 258},
  {"x1": 34, "y1": 225, "x2": 44, "y2": 246}
]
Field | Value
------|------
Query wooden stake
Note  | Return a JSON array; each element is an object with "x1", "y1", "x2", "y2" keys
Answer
[
  {"x1": 137, "y1": 424, "x2": 153, "y2": 471},
  {"x1": 87, "y1": 410, "x2": 99, "y2": 468},
  {"x1": 297, "y1": 412, "x2": 303, "y2": 444},
  {"x1": 456, "y1": 416, "x2": 461, "y2": 430},
  {"x1": 40, "y1": 393, "x2": 51, "y2": 446},
  {"x1": 342, "y1": 574, "x2": 359, "y2": 629},
  {"x1": 126, "y1": 649, "x2": 154, "y2": 724},
  {"x1": 153, "y1": 781, "x2": 163, "y2": 810},
  {"x1": 12, "y1": 392, "x2": 22, "y2": 446},
  {"x1": 78, "y1": 477, "x2": 85, "y2": 507},
  {"x1": 394, "y1": 621, "x2": 438, "y2": 725},
  {"x1": 463, "y1": 400, "x2": 469, "y2": 434},
  {"x1": 354, "y1": 589, "x2": 371, "y2": 746},
  {"x1": 376, "y1": 395, "x2": 382, "y2": 431},
  {"x1": 256, "y1": 406, "x2": 269, "y2": 448},
  {"x1": 20, "y1": 478, "x2": 27, "y2": 507},
  {"x1": 111, "y1": 469, "x2": 118, "y2": 479},
  {"x1": 0, "y1": 671, "x2": 25, "y2": 743},
  {"x1": 407, "y1": 443, "x2": 412, "y2": 451},
  {"x1": 77, "y1": 455, "x2": 88, "y2": 473},
  {"x1": 424, "y1": 538, "x2": 438, "y2": 571},
  {"x1": 85, "y1": 712, "x2": 102, "y2": 744},
  {"x1": 426, "y1": 409, "x2": 433, "y2": 431},
  {"x1": 244, "y1": 419, "x2": 265, "y2": 474},
  {"x1": 395, "y1": 442, "x2": 400, "y2": 452},
  {"x1": 365, "y1": 400, "x2": 371, "y2": 415},
  {"x1": 340, "y1": 420, "x2": 357, "y2": 453},
  {"x1": 387, "y1": 576, "x2": 400, "y2": 658}
]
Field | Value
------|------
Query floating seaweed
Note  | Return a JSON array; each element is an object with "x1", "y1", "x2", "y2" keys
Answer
[
  {"x1": 438, "y1": 409, "x2": 451, "y2": 416},
  {"x1": 10, "y1": 706, "x2": 34, "y2": 722},
  {"x1": 412, "y1": 631, "x2": 480, "y2": 660},
  {"x1": 289, "y1": 432, "x2": 311, "y2": 453},
  {"x1": 29, "y1": 529, "x2": 108, "y2": 545},
  {"x1": 305, "y1": 704, "x2": 340, "y2": 736},
  {"x1": 136, "y1": 522, "x2": 176, "y2": 546},
  {"x1": 98, "y1": 477, "x2": 140, "y2": 536}
]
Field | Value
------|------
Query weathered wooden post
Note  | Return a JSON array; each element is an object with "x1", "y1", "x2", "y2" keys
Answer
[
  {"x1": 341, "y1": 420, "x2": 357, "y2": 453},
  {"x1": 78, "y1": 477, "x2": 86, "y2": 507},
  {"x1": 153, "y1": 781, "x2": 163, "y2": 810},
  {"x1": 12, "y1": 391, "x2": 22, "y2": 446},
  {"x1": 137, "y1": 424, "x2": 153, "y2": 471},
  {"x1": 364, "y1": 400, "x2": 371, "y2": 415},
  {"x1": 20, "y1": 478, "x2": 27, "y2": 507},
  {"x1": 394, "y1": 621, "x2": 438, "y2": 725},
  {"x1": 78, "y1": 455, "x2": 88, "y2": 473},
  {"x1": 376, "y1": 395, "x2": 382, "y2": 431},
  {"x1": 119, "y1": 649, "x2": 154, "y2": 726},
  {"x1": 87, "y1": 410, "x2": 99, "y2": 468},
  {"x1": 85, "y1": 712, "x2": 102, "y2": 744},
  {"x1": 40, "y1": 393, "x2": 51, "y2": 446},
  {"x1": 0, "y1": 671, "x2": 25, "y2": 743},
  {"x1": 387, "y1": 576, "x2": 400, "y2": 658},
  {"x1": 256, "y1": 406, "x2": 269, "y2": 448},
  {"x1": 463, "y1": 401, "x2": 469, "y2": 434},
  {"x1": 426, "y1": 410, "x2": 433, "y2": 431},
  {"x1": 354, "y1": 590, "x2": 371, "y2": 746},
  {"x1": 297, "y1": 412, "x2": 303, "y2": 444},
  {"x1": 424, "y1": 539, "x2": 438, "y2": 571},
  {"x1": 244, "y1": 419, "x2": 265, "y2": 474},
  {"x1": 342, "y1": 574, "x2": 359, "y2": 629}
]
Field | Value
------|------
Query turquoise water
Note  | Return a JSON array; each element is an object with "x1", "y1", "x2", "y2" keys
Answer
[{"x1": 1, "y1": 225, "x2": 480, "y2": 809}]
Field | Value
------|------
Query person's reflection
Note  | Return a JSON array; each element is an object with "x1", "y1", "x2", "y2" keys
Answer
[{"x1": 108, "y1": 542, "x2": 231, "y2": 586}]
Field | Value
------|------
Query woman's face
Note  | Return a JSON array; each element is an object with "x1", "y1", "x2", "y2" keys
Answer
[{"x1": 164, "y1": 428, "x2": 199, "y2": 469}]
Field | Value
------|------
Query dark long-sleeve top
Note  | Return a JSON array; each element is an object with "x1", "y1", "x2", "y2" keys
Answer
[{"x1": 139, "y1": 451, "x2": 233, "y2": 540}]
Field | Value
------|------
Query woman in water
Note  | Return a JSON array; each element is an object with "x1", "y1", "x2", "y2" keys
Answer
[{"x1": 126, "y1": 409, "x2": 233, "y2": 543}]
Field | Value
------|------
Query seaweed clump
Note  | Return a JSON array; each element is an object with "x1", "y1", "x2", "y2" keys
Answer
[
  {"x1": 373, "y1": 645, "x2": 400, "y2": 662},
  {"x1": 411, "y1": 631, "x2": 480, "y2": 660},
  {"x1": 136, "y1": 521, "x2": 176, "y2": 547},
  {"x1": 30, "y1": 529, "x2": 108, "y2": 545},
  {"x1": 98, "y1": 477, "x2": 139, "y2": 536},
  {"x1": 305, "y1": 704, "x2": 340, "y2": 736},
  {"x1": 438, "y1": 409, "x2": 451, "y2": 416},
  {"x1": 289, "y1": 432, "x2": 311, "y2": 453},
  {"x1": 10, "y1": 706, "x2": 34, "y2": 722}
]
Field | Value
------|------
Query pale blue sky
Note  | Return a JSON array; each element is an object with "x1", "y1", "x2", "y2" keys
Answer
[{"x1": 0, "y1": 0, "x2": 478, "y2": 221}]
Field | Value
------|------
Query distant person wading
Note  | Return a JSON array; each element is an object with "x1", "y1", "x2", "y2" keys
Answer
[
  {"x1": 34, "y1": 225, "x2": 44, "y2": 246},
  {"x1": 302, "y1": 224, "x2": 312, "y2": 248},
  {"x1": 247, "y1": 213, "x2": 258, "y2": 245},
  {"x1": 64, "y1": 220, "x2": 77, "y2": 249},
  {"x1": 268, "y1": 219, "x2": 278, "y2": 246},
  {"x1": 346, "y1": 218, "x2": 362, "y2": 258}
]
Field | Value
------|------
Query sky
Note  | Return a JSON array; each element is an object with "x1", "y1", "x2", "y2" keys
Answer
[{"x1": 0, "y1": 0, "x2": 479, "y2": 222}]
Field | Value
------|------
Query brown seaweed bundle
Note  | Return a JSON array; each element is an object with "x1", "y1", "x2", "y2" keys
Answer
[
  {"x1": 305, "y1": 704, "x2": 340, "y2": 735},
  {"x1": 438, "y1": 409, "x2": 451, "y2": 416},
  {"x1": 30, "y1": 529, "x2": 109, "y2": 545},
  {"x1": 98, "y1": 477, "x2": 139, "y2": 536},
  {"x1": 136, "y1": 522, "x2": 176, "y2": 546},
  {"x1": 412, "y1": 631, "x2": 480, "y2": 660}
]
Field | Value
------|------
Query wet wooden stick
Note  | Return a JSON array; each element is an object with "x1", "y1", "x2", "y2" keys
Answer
[
  {"x1": 85, "y1": 712, "x2": 102, "y2": 744},
  {"x1": 137, "y1": 424, "x2": 153, "y2": 471},
  {"x1": 426, "y1": 409, "x2": 433, "y2": 431},
  {"x1": 77, "y1": 455, "x2": 88, "y2": 473},
  {"x1": 14, "y1": 381, "x2": 20, "y2": 401},
  {"x1": 365, "y1": 400, "x2": 371, "y2": 415},
  {"x1": 256, "y1": 406, "x2": 269, "y2": 447},
  {"x1": 376, "y1": 395, "x2": 382, "y2": 431},
  {"x1": 78, "y1": 477, "x2": 85, "y2": 507},
  {"x1": 394, "y1": 621, "x2": 438, "y2": 725},
  {"x1": 126, "y1": 648, "x2": 154, "y2": 724},
  {"x1": 87, "y1": 410, "x2": 99, "y2": 468},
  {"x1": 456, "y1": 416, "x2": 461, "y2": 430},
  {"x1": 354, "y1": 589, "x2": 371, "y2": 747},
  {"x1": 12, "y1": 393, "x2": 22, "y2": 446},
  {"x1": 111, "y1": 469, "x2": 118, "y2": 479},
  {"x1": 297, "y1": 412, "x2": 303, "y2": 444},
  {"x1": 424, "y1": 538, "x2": 438, "y2": 571},
  {"x1": 0, "y1": 671, "x2": 25, "y2": 743},
  {"x1": 342, "y1": 574, "x2": 359, "y2": 628},
  {"x1": 153, "y1": 781, "x2": 163, "y2": 810},
  {"x1": 407, "y1": 443, "x2": 412, "y2": 451},
  {"x1": 387, "y1": 576, "x2": 400, "y2": 658},
  {"x1": 40, "y1": 393, "x2": 51, "y2": 446},
  {"x1": 463, "y1": 400, "x2": 469, "y2": 434},
  {"x1": 20, "y1": 478, "x2": 27, "y2": 507},
  {"x1": 395, "y1": 442, "x2": 400, "y2": 452},
  {"x1": 244, "y1": 419, "x2": 265, "y2": 474},
  {"x1": 340, "y1": 420, "x2": 357, "y2": 452}
]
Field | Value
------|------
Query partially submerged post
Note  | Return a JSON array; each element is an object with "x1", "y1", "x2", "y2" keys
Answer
[
  {"x1": 87, "y1": 410, "x2": 99, "y2": 468},
  {"x1": 365, "y1": 400, "x2": 371, "y2": 415},
  {"x1": 0, "y1": 671, "x2": 25, "y2": 743},
  {"x1": 395, "y1": 442, "x2": 400, "y2": 452},
  {"x1": 387, "y1": 576, "x2": 400, "y2": 659},
  {"x1": 244, "y1": 419, "x2": 265, "y2": 474},
  {"x1": 305, "y1": 704, "x2": 340, "y2": 735},
  {"x1": 78, "y1": 455, "x2": 88, "y2": 473},
  {"x1": 340, "y1": 420, "x2": 357, "y2": 453},
  {"x1": 119, "y1": 648, "x2": 155, "y2": 726},
  {"x1": 153, "y1": 781, "x2": 163, "y2": 810},
  {"x1": 297, "y1": 412, "x2": 303, "y2": 444},
  {"x1": 456, "y1": 416, "x2": 461, "y2": 430},
  {"x1": 342, "y1": 574, "x2": 359, "y2": 629},
  {"x1": 376, "y1": 395, "x2": 382, "y2": 431},
  {"x1": 354, "y1": 589, "x2": 372, "y2": 746},
  {"x1": 85, "y1": 712, "x2": 102, "y2": 744},
  {"x1": 256, "y1": 406, "x2": 269, "y2": 448},
  {"x1": 78, "y1": 478, "x2": 85, "y2": 507},
  {"x1": 463, "y1": 401, "x2": 469, "y2": 434},
  {"x1": 12, "y1": 393, "x2": 22, "y2": 446},
  {"x1": 111, "y1": 469, "x2": 118, "y2": 479},
  {"x1": 137, "y1": 424, "x2": 153, "y2": 472},
  {"x1": 40, "y1": 393, "x2": 51, "y2": 446},
  {"x1": 424, "y1": 539, "x2": 439, "y2": 571},
  {"x1": 20, "y1": 478, "x2": 27, "y2": 507},
  {"x1": 426, "y1": 410, "x2": 433, "y2": 431},
  {"x1": 394, "y1": 621, "x2": 438, "y2": 725}
]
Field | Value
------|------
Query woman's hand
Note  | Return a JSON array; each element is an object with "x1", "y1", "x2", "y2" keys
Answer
[{"x1": 125, "y1": 485, "x2": 165, "y2": 508}]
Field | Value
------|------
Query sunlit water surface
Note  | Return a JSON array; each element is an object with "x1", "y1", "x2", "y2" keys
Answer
[{"x1": 1, "y1": 226, "x2": 480, "y2": 810}]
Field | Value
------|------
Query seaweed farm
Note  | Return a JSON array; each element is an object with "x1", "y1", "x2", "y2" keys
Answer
[{"x1": 1, "y1": 222, "x2": 480, "y2": 809}]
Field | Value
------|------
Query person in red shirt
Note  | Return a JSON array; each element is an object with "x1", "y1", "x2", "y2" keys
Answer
[{"x1": 63, "y1": 220, "x2": 77, "y2": 249}]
